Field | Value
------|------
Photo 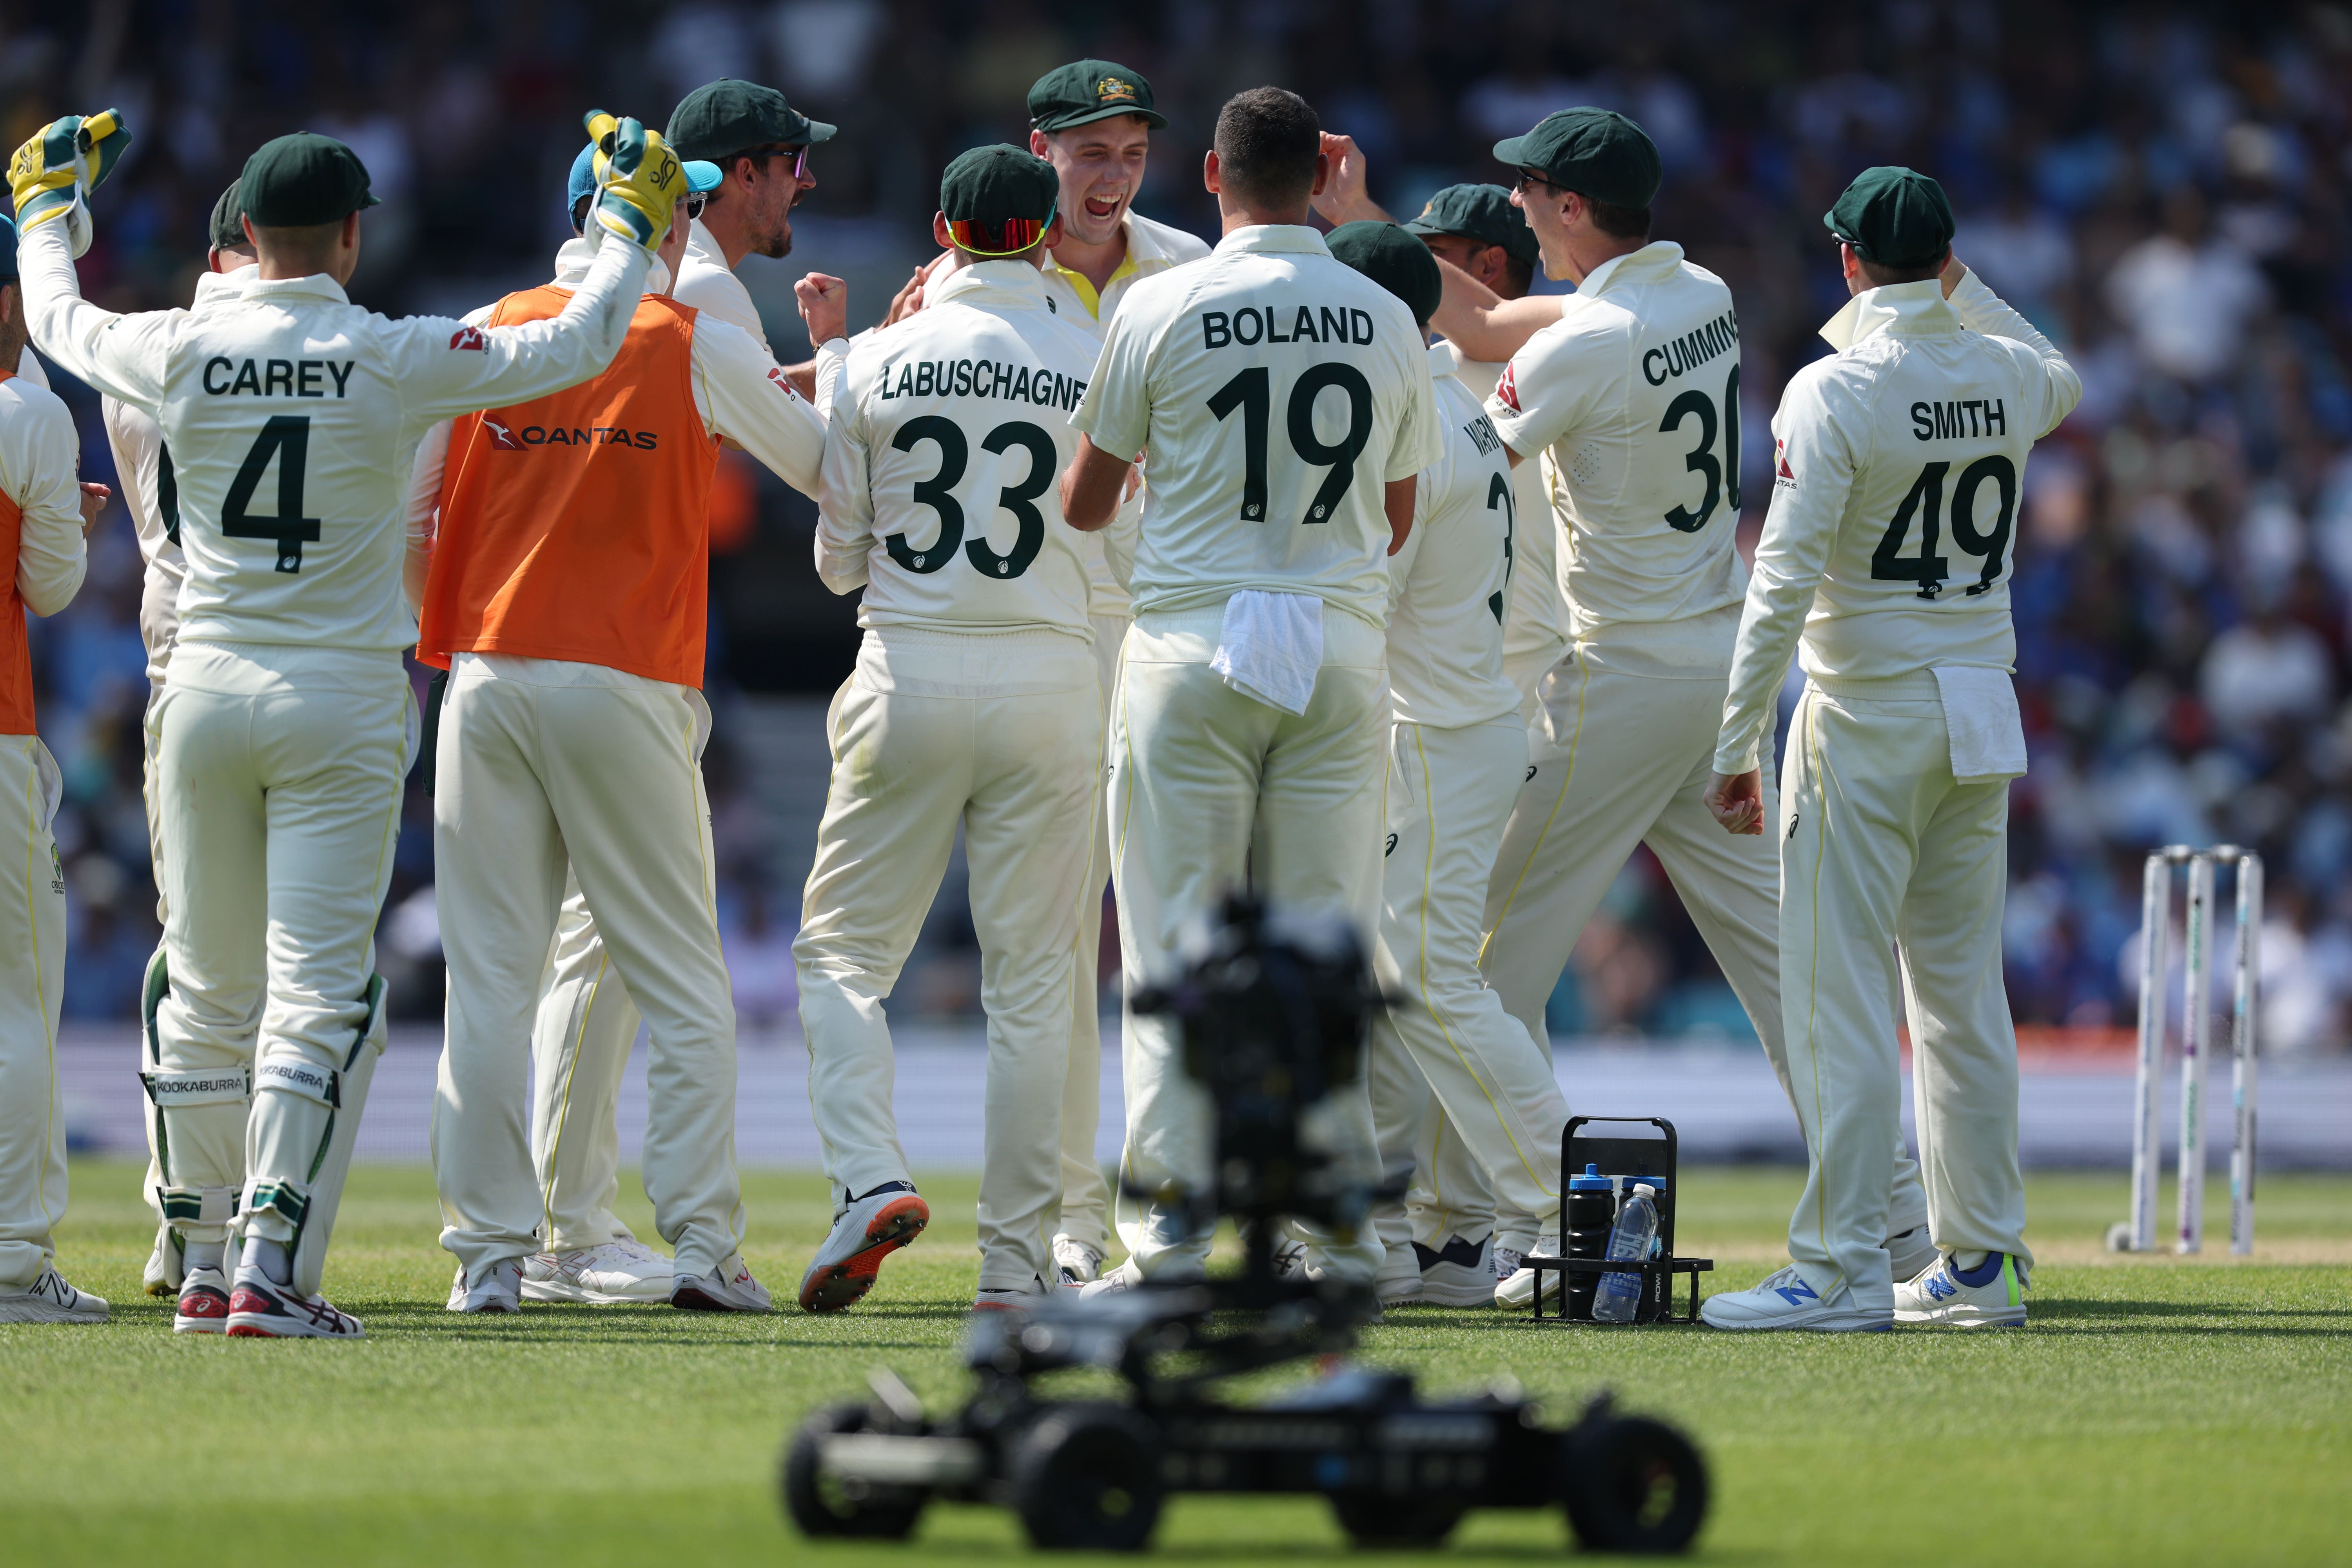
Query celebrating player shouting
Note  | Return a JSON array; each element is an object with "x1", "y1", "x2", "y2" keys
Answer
[
  {"x1": 797, "y1": 145, "x2": 1122, "y2": 1312},
  {"x1": 16, "y1": 112, "x2": 679, "y2": 1337},
  {"x1": 1702, "y1": 169, "x2": 2078, "y2": 1331},
  {"x1": 1063, "y1": 88, "x2": 1443, "y2": 1294},
  {"x1": 1024, "y1": 58, "x2": 1209, "y2": 1289}
]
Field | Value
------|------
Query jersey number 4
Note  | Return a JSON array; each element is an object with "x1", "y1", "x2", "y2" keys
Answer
[
  {"x1": 1658, "y1": 365, "x2": 1741, "y2": 533},
  {"x1": 886, "y1": 416, "x2": 1056, "y2": 579},
  {"x1": 1207, "y1": 364, "x2": 1374, "y2": 526},
  {"x1": 221, "y1": 415, "x2": 323, "y2": 574},
  {"x1": 1870, "y1": 455, "x2": 2016, "y2": 600}
]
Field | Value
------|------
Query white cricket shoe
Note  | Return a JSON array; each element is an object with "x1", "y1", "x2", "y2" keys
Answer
[
  {"x1": 0, "y1": 1263, "x2": 109, "y2": 1324},
  {"x1": 975, "y1": 1273, "x2": 1053, "y2": 1312},
  {"x1": 1895, "y1": 1252, "x2": 2028, "y2": 1328},
  {"x1": 1377, "y1": 1243, "x2": 1424, "y2": 1305},
  {"x1": 1493, "y1": 1237, "x2": 1560, "y2": 1310},
  {"x1": 1886, "y1": 1225, "x2": 1939, "y2": 1282},
  {"x1": 174, "y1": 1265, "x2": 232, "y2": 1334},
  {"x1": 446, "y1": 1258, "x2": 524, "y2": 1314},
  {"x1": 1700, "y1": 1265, "x2": 1890, "y2": 1332},
  {"x1": 523, "y1": 1240, "x2": 674, "y2": 1305},
  {"x1": 797, "y1": 1183, "x2": 928, "y2": 1313},
  {"x1": 1414, "y1": 1233, "x2": 1497, "y2": 1307},
  {"x1": 1078, "y1": 1258, "x2": 1145, "y2": 1299},
  {"x1": 225, "y1": 1272, "x2": 363, "y2": 1338},
  {"x1": 675, "y1": 1253, "x2": 774, "y2": 1313},
  {"x1": 1051, "y1": 1234, "x2": 1105, "y2": 1289}
]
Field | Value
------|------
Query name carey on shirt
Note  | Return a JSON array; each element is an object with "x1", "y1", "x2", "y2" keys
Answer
[
  {"x1": 877, "y1": 357, "x2": 1086, "y2": 411},
  {"x1": 201, "y1": 357, "x2": 356, "y2": 397},
  {"x1": 1201, "y1": 302, "x2": 1378, "y2": 350}
]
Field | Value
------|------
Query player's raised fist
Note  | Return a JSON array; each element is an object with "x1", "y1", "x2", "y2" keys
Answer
[{"x1": 9, "y1": 109, "x2": 132, "y2": 256}]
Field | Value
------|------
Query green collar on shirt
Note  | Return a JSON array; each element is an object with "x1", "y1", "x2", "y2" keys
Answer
[{"x1": 1818, "y1": 278, "x2": 1959, "y2": 352}]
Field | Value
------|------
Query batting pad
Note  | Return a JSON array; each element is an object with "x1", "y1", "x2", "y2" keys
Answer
[
  {"x1": 141, "y1": 949, "x2": 252, "y2": 1256},
  {"x1": 243, "y1": 975, "x2": 389, "y2": 1299}
]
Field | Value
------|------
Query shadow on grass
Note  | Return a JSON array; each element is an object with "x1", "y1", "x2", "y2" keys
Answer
[{"x1": 2030, "y1": 1298, "x2": 2352, "y2": 1334}]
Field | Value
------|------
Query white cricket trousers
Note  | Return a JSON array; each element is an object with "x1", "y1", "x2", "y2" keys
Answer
[
  {"x1": 1778, "y1": 677, "x2": 2031, "y2": 1309},
  {"x1": 430, "y1": 655, "x2": 744, "y2": 1281},
  {"x1": 0, "y1": 735, "x2": 67, "y2": 1289},
  {"x1": 1367, "y1": 717, "x2": 1565, "y2": 1259},
  {"x1": 151, "y1": 642, "x2": 413, "y2": 1245},
  {"x1": 794, "y1": 629, "x2": 1100, "y2": 1291},
  {"x1": 1110, "y1": 607, "x2": 1388, "y2": 1285},
  {"x1": 1479, "y1": 650, "x2": 1930, "y2": 1244},
  {"x1": 1053, "y1": 611, "x2": 1127, "y2": 1252},
  {"x1": 528, "y1": 876, "x2": 644, "y2": 1251}
]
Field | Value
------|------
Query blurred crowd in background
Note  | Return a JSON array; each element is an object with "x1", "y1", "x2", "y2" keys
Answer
[{"x1": 13, "y1": 0, "x2": 2352, "y2": 1054}]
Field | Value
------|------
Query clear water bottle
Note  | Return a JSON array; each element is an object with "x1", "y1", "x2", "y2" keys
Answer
[{"x1": 1592, "y1": 1183, "x2": 1660, "y2": 1323}]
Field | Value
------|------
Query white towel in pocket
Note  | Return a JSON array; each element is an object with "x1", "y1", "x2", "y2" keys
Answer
[
  {"x1": 1932, "y1": 664, "x2": 2027, "y2": 782},
  {"x1": 1212, "y1": 590, "x2": 1324, "y2": 715}
]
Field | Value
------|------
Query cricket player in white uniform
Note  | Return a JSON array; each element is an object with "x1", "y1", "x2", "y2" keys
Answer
[
  {"x1": 405, "y1": 141, "x2": 845, "y2": 1308},
  {"x1": 17, "y1": 113, "x2": 679, "y2": 1336},
  {"x1": 0, "y1": 213, "x2": 110, "y2": 1325},
  {"x1": 1021, "y1": 60, "x2": 1208, "y2": 1289},
  {"x1": 1702, "y1": 169, "x2": 2077, "y2": 1331},
  {"x1": 1316, "y1": 221, "x2": 1530, "y2": 1307},
  {"x1": 1062, "y1": 88, "x2": 1444, "y2": 1293},
  {"x1": 104, "y1": 182, "x2": 256, "y2": 1302},
  {"x1": 799, "y1": 145, "x2": 1120, "y2": 1312}
]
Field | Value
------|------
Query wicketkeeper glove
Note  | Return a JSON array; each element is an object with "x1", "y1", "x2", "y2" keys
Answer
[
  {"x1": 581, "y1": 110, "x2": 687, "y2": 254},
  {"x1": 8, "y1": 109, "x2": 132, "y2": 258}
]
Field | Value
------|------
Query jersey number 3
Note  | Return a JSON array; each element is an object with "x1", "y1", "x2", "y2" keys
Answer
[{"x1": 221, "y1": 415, "x2": 323, "y2": 574}]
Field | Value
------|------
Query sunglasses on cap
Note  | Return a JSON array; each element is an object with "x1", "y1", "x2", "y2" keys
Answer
[{"x1": 946, "y1": 213, "x2": 1052, "y2": 257}]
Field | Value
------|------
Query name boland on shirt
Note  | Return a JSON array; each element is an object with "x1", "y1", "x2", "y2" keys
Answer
[
  {"x1": 816, "y1": 261, "x2": 1111, "y2": 639},
  {"x1": 1483, "y1": 241, "x2": 1748, "y2": 672},
  {"x1": 1071, "y1": 224, "x2": 1443, "y2": 629}
]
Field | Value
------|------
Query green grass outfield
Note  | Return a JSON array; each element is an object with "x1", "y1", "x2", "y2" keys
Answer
[{"x1": 9, "y1": 1162, "x2": 2347, "y2": 1567}]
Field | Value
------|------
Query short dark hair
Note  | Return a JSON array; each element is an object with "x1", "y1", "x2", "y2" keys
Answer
[
  {"x1": 1214, "y1": 86, "x2": 1321, "y2": 209},
  {"x1": 1499, "y1": 253, "x2": 1535, "y2": 297},
  {"x1": 1586, "y1": 197, "x2": 1652, "y2": 241},
  {"x1": 1858, "y1": 248, "x2": 1948, "y2": 286}
]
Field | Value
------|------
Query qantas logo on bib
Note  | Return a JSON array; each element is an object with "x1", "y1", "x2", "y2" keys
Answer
[
  {"x1": 484, "y1": 417, "x2": 526, "y2": 451},
  {"x1": 1495, "y1": 360, "x2": 1521, "y2": 412},
  {"x1": 449, "y1": 326, "x2": 488, "y2": 352}
]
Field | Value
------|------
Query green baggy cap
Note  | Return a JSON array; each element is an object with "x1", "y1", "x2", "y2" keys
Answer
[
  {"x1": 666, "y1": 79, "x2": 837, "y2": 163},
  {"x1": 207, "y1": 179, "x2": 246, "y2": 251},
  {"x1": 1028, "y1": 60, "x2": 1168, "y2": 132},
  {"x1": 1326, "y1": 220, "x2": 1442, "y2": 329},
  {"x1": 1492, "y1": 107, "x2": 1661, "y2": 210},
  {"x1": 1824, "y1": 165, "x2": 1954, "y2": 269},
  {"x1": 240, "y1": 133, "x2": 380, "y2": 227},
  {"x1": 940, "y1": 145, "x2": 1060, "y2": 254},
  {"x1": 1403, "y1": 183, "x2": 1539, "y2": 269}
]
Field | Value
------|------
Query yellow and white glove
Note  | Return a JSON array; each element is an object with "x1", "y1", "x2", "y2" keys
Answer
[
  {"x1": 8, "y1": 109, "x2": 132, "y2": 258},
  {"x1": 582, "y1": 110, "x2": 687, "y2": 254}
]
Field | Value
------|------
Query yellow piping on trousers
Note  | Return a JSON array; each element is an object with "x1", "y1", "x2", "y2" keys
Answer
[{"x1": 1478, "y1": 645, "x2": 1592, "y2": 967}]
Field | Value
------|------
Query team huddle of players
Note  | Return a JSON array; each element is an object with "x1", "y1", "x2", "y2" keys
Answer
[{"x1": 0, "y1": 56, "x2": 2076, "y2": 1337}]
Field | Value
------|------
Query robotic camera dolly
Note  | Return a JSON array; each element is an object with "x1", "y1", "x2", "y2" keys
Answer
[{"x1": 781, "y1": 896, "x2": 1710, "y2": 1553}]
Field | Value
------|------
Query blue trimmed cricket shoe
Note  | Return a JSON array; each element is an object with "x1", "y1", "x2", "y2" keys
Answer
[
  {"x1": 1699, "y1": 1265, "x2": 1891, "y2": 1331},
  {"x1": 1895, "y1": 1251, "x2": 2029, "y2": 1328}
]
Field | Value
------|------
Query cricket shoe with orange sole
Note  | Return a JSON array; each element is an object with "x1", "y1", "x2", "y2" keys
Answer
[{"x1": 797, "y1": 1183, "x2": 929, "y2": 1313}]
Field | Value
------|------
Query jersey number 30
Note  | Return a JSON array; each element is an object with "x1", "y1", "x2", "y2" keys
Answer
[
  {"x1": 221, "y1": 415, "x2": 323, "y2": 574},
  {"x1": 1658, "y1": 365, "x2": 1741, "y2": 533}
]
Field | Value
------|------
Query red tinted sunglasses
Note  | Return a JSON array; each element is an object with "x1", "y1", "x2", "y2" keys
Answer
[{"x1": 946, "y1": 214, "x2": 1052, "y2": 256}]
